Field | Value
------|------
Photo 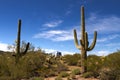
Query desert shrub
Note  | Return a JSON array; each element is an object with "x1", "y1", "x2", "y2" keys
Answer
[
  {"x1": 67, "y1": 77, "x2": 71, "y2": 80},
  {"x1": 77, "y1": 60, "x2": 81, "y2": 66},
  {"x1": 13, "y1": 52, "x2": 46, "y2": 78},
  {"x1": 59, "y1": 72, "x2": 69, "y2": 78},
  {"x1": 25, "y1": 52, "x2": 59, "y2": 77},
  {"x1": 87, "y1": 55, "x2": 103, "y2": 77},
  {"x1": 63, "y1": 54, "x2": 80, "y2": 66},
  {"x1": 32, "y1": 77, "x2": 44, "y2": 80},
  {"x1": 0, "y1": 54, "x2": 14, "y2": 77},
  {"x1": 82, "y1": 72, "x2": 94, "y2": 78},
  {"x1": 0, "y1": 76, "x2": 13, "y2": 80},
  {"x1": 71, "y1": 68, "x2": 81, "y2": 75},
  {"x1": 104, "y1": 51, "x2": 120, "y2": 70},
  {"x1": 56, "y1": 62, "x2": 68, "y2": 73},
  {"x1": 0, "y1": 51, "x2": 47, "y2": 79},
  {"x1": 46, "y1": 69, "x2": 57, "y2": 77},
  {"x1": 69, "y1": 73, "x2": 76, "y2": 79},
  {"x1": 55, "y1": 76, "x2": 62, "y2": 80},
  {"x1": 37, "y1": 67, "x2": 57, "y2": 77},
  {"x1": 99, "y1": 51, "x2": 120, "y2": 80},
  {"x1": 99, "y1": 69, "x2": 120, "y2": 80},
  {"x1": 46, "y1": 53, "x2": 57, "y2": 65}
]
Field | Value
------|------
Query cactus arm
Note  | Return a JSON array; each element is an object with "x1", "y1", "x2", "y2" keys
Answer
[
  {"x1": 73, "y1": 29, "x2": 81, "y2": 50},
  {"x1": 80, "y1": 39, "x2": 84, "y2": 46},
  {"x1": 87, "y1": 31, "x2": 97, "y2": 51},
  {"x1": 21, "y1": 42, "x2": 30, "y2": 56}
]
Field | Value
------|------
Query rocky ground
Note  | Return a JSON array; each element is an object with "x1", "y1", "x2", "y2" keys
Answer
[
  {"x1": 44, "y1": 66, "x2": 99, "y2": 80},
  {"x1": 45, "y1": 76, "x2": 99, "y2": 80}
]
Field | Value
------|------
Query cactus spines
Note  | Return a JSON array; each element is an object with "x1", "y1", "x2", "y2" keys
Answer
[
  {"x1": 14, "y1": 19, "x2": 30, "y2": 63},
  {"x1": 73, "y1": 6, "x2": 97, "y2": 74}
]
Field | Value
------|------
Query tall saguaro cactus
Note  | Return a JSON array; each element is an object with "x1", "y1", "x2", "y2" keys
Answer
[
  {"x1": 14, "y1": 19, "x2": 30, "y2": 63},
  {"x1": 73, "y1": 6, "x2": 97, "y2": 73}
]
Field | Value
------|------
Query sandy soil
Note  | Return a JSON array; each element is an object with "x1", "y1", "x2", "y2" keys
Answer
[
  {"x1": 45, "y1": 76, "x2": 99, "y2": 80},
  {"x1": 44, "y1": 66, "x2": 99, "y2": 80}
]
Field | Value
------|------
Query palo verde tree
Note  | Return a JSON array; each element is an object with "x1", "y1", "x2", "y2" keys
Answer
[
  {"x1": 73, "y1": 6, "x2": 97, "y2": 74},
  {"x1": 13, "y1": 19, "x2": 30, "y2": 63}
]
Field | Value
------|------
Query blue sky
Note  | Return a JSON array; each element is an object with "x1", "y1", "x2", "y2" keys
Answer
[{"x1": 0, "y1": 0, "x2": 120, "y2": 56}]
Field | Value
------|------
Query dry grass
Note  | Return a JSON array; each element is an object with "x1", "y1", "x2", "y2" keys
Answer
[
  {"x1": 45, "y1": 76, "x2": 98, "y2": 80},
  {"x1": 44, "y1": 66, "x2": 99, "y2": 80}
]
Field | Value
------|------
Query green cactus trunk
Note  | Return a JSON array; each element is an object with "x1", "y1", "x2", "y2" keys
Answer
[
  {"x1": 73, "y1": 6, "x2": 97, "y2": 74},
  {"x1": 16, "y1": 20, "x2": 21, "y2": 54},
  {"x1": 14, "y1": 19, "x2": 30, "y2": 63},
  {"x1": 81, "y1": 48, "x2": 87, "y2": 73}
]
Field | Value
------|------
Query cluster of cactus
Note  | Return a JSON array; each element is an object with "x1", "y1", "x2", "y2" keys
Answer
[
  {"x1": 73, "y1": 6, "x2": 97, "y2": 74},
  {"x1": 13, "y1": 19, "x2": 30, "y2": 63}
]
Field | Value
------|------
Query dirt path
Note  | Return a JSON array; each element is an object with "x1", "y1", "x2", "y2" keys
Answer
[
  {"x1": 45, "y1": 76, "x2": 99, "y2": 80},
  {"x1": 45, "y1": 66, "x2": 99, "y2": 80}
]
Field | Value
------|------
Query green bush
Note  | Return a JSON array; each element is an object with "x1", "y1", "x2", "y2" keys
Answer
[
  {"x1": 0, "y1": 54, "x2": 14, "y2": 78},
  {"x1": 0, "y1": 76, "x2": 13, "y2": 80},
  {"x1": 56, "y1": 63, "x2": 68, "y2": 73},
  {"x1": 100, "y1": 69, "x2": 120, "y2": 80},
  {"x1": 104, "y1": 51, "x2": 120, "y2": 70},
  {"x1": 71, "y1": 68, "x2": 81, "y2": 75},
  {"x1": 0, "y1": 51, "x2": 47, "y2": 79},
  {"x1": 99, "y1": 51, "x2": 120, "y2": 80},
  {"x1": 32, "y1": 77, "x2": 44, "y2": 80},
  {"x1": 59, "y1": 72, "x2": 69, "y2": 78},
  {"x1": 63, "y1": 54, "x2": 80, "y2": 66},
  {"x1": 69, "y1": 73, "x2": 76, "y2": 79},
  {"x1": 55, "y1": 76, "x2": 62, "y2": 80},
  {"x1": 87, "y1": 55, "x2": 103, "y2": 77},
  {"x1": 82, "y1": 72, "x2": 94, "y2": 78}
]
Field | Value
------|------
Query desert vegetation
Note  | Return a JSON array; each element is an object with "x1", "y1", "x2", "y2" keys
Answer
[
  {"x1": 0, "y1": 6, "x2": 120, "y2": 80},
  {"x1": 0, "y1": 50, "x2": 120, "y2": 80}
]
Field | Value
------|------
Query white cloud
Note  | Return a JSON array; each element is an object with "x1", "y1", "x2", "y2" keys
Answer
[
  {"x1": 97, "y1": 38, "x2": 107, "y2": 42},
  {"x1": 43, "y1": 48, "x2": 74, "y2": 55},
  {"x1": 97, "y1": 34, "x2": 120, "y2": 42},
  {"x1": 86, "y1": 15, "x2": 120, "y2": 33},
  {"x1": 43, "y1": 48, "x2": 57, "y2": 53},
  {"x1": 43, "y1": 20, "x2": 63, "y2": 28},
  {"x1": 106, "y1": 43, "x2": 120, "y2": 47},
  {"x1": 65, "y1": 10, "x2": 72, "y2": 15},
  {"x1": 97, "y1": 50, "x2": 110, "y2": 56},
  {"x1": 33, "y1": 30, "x2": 74, "y2": 41},
  {"x1": 87, "y1": 13, "x2": 97, "y2": 21},
  {"x1": 88, "y1": 50, "x2": 111, "y2": 56},
  {"x1": 0, "y1": 42, "x2": 10, "y2": 51}
]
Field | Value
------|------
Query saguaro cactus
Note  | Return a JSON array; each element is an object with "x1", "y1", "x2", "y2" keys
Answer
[
  {"x1": 14, "y1": 19, "x2": 30, "y2": 63},
  {"x1": 73, "y1": 6, "x2": 97, "y2": 73}
]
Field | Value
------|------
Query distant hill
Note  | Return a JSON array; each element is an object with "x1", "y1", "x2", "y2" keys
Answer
[
  {"x1": 0, "y1": 50, "x2": 5, "y2": 54},
  {"x1": 0, "y1": 50, "x2": 12, "y2": 54}
]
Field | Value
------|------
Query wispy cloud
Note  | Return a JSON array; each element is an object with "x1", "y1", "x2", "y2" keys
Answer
[
  {"x1": 65, "y1": 10, "x2": 72, "y2": 15},
  {"x1": 97, "y1": 50, "x2": 110, "y2": 56},
  {"x1": 33, "y1": 30, "x2": 74, "y2": 41},
  {"x1": 106, "y1": 42, "x2": 120, "y2": 47},
  {"x1": 0, "y1": 42, "x2": 10, "y2": 51},
  {"x1": 43, "y1": 48, "x2": 74, "y2": 55},
  {"x1": 43, "y1": 20, "x2": 63, "y2": 28},
  {"x1": 88, "y1": 50, "x2": 111, "y2": 56},
  {"x1": 97, "y1": 34, "x2": 120, "y2": 42},
  {"x1": 86, "y1": 14, "x2": 120, "y2": 33}
]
